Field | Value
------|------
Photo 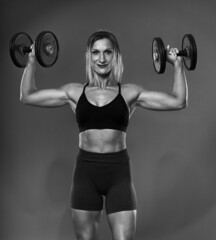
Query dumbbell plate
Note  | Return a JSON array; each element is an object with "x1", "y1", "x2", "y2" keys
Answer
[
  {"x1": 9, "y1": 32, "x2": 33, "y2": 68},
  {"x1": 182, "y1": 34, "x2": 197, "y2": 70},
  {"x1": 152, "y1": 37, "x2": 166, "y2": 74},
  {"x1": 35, "y1": 31, "x2": 59, "y2": 67}
]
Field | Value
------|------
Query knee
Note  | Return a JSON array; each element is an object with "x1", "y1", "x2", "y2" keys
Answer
[
  {"x1": 72, "y1": 218, "x2": 99, "y2": 240},
  {"x1": 73, "y1": 222, "x2": 99, "y2": 240},
  {"x1": 112, "y1": 228, "x2": 135, "y2": 240},
  {"x1": 75, "y1": 229, "x2": 96, "y2": 240},
  {"x1": 71, "y1": 209, "x2": 101, "y2": 240}
]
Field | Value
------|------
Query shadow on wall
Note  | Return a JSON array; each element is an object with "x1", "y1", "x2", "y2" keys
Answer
[
  {"x1": 45, "y1": 155, "x2": 75, "y2": 239},
  {"x1": 45, "y1": 155, "x2": 75, "y2": 208},
  {"x1": 138, "y1": 145, "x2": 216, "y2": 238}
]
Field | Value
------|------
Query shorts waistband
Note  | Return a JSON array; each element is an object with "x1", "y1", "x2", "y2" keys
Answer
[{"x1": 77, "y1": 148, "x2": 130, "y2": 163}]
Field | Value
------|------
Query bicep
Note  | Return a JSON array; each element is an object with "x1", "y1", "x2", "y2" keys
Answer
[
  {"x1": 21, "y1": 88, "x2": 69, "y2": 107},
  {"x1": 137, "y1": 90, "x2": 183, "y2": 110}
]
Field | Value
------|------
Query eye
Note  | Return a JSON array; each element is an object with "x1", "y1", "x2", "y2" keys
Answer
[
  {"x1": 91, "y1": 50, "x2": 99, "y2": 55},
  {"x1": 105, "y1": 50, "x2": 113, "y2": 55}
]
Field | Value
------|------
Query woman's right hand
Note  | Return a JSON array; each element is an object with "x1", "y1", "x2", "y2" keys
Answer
[{"x1": 28, "y1": 42, "x2": 36, "y2": 65}]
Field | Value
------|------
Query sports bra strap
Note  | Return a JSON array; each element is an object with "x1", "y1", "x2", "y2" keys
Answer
[
  {"x1": 118, "y1": 82, "x2": 121, "y2": 94},
  {"x1": 83, "y1": 82, "x2": 89, "y2": 93}
]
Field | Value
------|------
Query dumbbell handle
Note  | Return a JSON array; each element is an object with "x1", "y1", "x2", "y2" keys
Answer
[
  {"x1": 19, "y1": 45, "x2": 32, "y2": 55},
  {"x1": 177, "y1": 48, "x2": 188, "y2": 57},
  {"x1": 20, "y1": 44, "x2": 54, "y2": 56}
]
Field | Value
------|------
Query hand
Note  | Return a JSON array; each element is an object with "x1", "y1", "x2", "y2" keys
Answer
[
  {"x1": 28, "y1": 42, "x2": 36, "y2": 65},
  {"x1": 166, "y1": 45, "x2": 183, "y2": 68}
]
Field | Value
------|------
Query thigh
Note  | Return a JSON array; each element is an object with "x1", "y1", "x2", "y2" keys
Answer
[
  {"x1": 107, "y1": 210, "x2": 137, "y2": 240},
  {"x1": 105, "y1": 162, "x2": 137, "y2": 214},
  {"x1": 71, "y1": 162, "x2": 103, "y2": 212},
  {"x1": 72, "y1": 209, "x2": 102, "y2": 240}
]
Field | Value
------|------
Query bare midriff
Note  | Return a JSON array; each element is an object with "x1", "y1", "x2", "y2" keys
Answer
[{"x1": 79, "y1": 129, "x2": 126, "y2": 153}]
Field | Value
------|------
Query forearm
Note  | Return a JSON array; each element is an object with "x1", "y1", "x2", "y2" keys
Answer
[
  {"x1": 172, "y1": 61, "x2": 188, "y2": 107},
  {"x1": 20, "y1": 59, "x2": 37, "y2": 102}
]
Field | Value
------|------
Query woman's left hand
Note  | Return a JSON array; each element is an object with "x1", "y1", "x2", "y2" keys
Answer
[{"x1": 166, "y1": 45, "x2": 183, "y2": 67}]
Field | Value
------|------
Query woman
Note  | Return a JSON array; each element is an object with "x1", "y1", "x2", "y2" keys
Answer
[{"x1": 20, "y1": 30, "x2": 188, "y2": 240}]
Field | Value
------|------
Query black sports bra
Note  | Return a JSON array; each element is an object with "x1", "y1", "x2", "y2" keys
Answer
[{"x1": 76, "y1": 82, "x2": 129, "y2": 132}]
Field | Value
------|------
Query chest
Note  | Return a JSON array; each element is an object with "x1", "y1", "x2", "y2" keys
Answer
[{"x1": 85, "y1": 88, "x2": 119, "y2": 107}]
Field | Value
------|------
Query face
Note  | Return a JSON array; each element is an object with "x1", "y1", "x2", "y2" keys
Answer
[{"x1": 91, "y1": 38, "x2": 114, "y2": 76}]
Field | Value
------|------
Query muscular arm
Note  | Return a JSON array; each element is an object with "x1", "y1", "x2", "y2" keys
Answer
[
  {"x1": 20, "y1": 44, "x2": 72, "y2": 108},
  {"x1": 136, "y1": 47, "x2": 188, "y2": 111}
]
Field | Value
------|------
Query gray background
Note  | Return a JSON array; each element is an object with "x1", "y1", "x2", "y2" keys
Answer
[{"x1": 1, "y1": 0, "x2": 216, "y2": 239}]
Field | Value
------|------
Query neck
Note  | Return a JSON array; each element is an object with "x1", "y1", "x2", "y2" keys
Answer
[{"x1": 91, "y1": 74, "x2": 117, "y2": 89}]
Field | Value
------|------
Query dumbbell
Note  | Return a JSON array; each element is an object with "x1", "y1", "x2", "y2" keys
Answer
[
  {"x1": 9, "y1": 31, "x2": 59, "y2": 68},
  {"x1": 152, "y1": 34, "x2": 197, "y2": 74}
]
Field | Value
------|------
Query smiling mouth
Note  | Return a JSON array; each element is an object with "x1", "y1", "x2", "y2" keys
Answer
[{"x1": 97, "y1": 64, "x2": 107, "y2": 68}]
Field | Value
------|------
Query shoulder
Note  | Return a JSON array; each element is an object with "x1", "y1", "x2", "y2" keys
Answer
[
  {"x1": 119, "y1": 83, "x2": 147, "y2": 108},
  {"x1": 60, "y1": 82, "x2": 86, "y2": 102},
  {"x1": 60, "y1": 82, "x2": 84, "y2": 91},
  {"x1": 121, "y1": 83, "x2": 146, "y2": 96},
  {"x1": 60, "y1": 82, "x2": 86, "y2": 94}
]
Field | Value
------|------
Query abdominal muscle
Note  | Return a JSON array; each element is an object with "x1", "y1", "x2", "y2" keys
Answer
[{"x1": 79, "y1": 129, "x2": 127, "y2": 153}]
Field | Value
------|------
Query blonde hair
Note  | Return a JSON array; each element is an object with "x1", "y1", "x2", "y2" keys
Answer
[{"x1": 85, "y1": 31, "x2": 124, "y2": 84}]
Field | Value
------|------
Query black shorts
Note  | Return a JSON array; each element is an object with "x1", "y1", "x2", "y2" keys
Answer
[{"x1": 71, "y1": 149, "x2": 137, "y2": 214}]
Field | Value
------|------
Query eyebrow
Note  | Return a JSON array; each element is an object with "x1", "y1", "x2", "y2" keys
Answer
[{"x1": 91, "y1": 48, "x2": 114, "y2": 51}]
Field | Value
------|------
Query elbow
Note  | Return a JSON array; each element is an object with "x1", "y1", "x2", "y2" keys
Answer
[
  {"x1": 20, "y1": 96, "x2": 27, "y2": 104},
  {"x1": 182, "y1": 97, "x2": 189, "y2": 109},
  {"x1": 180, "y1": 103, "x2": 188, "y2": 110},
  {"x1": 20, "y1": 93, "x2": 24, "y2": 103},
  {"x1": 177, "y1": 99, "x2": 188, "y2": 110},
  {"x1": 184, "y1": 99, "x2": 189, "y2": 109},
  {"x1": 20, "y1": 94, "x2": 30, "y2": 105},
  {"x1": 171, "y1": 92, "x2": 188, "y2": 110},
  {"x1": 20, "y1": 89, "x2": 36, "y2": 105},
  {"x1": 20, "y1": 93, "x2": 25, "y2": 103}
]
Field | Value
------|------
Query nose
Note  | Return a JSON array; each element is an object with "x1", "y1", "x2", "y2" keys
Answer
[{"x1": 99, "y1": 53, "x2": 105, "y2": 63}]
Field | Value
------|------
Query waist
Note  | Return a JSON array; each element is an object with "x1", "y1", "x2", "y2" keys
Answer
[
  {"x1": 77, "y1": 148, "x2": 130, "y2": 163},
  {"x1": 79, "y1": 129, "x2": 126, "y2": 153}
]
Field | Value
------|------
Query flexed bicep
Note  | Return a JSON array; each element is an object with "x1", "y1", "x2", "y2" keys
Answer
[
  {"x1": 136, "y1": 88, "x2": 186, "y2": 111},
  {"x1": 20, "y1": 88, "x2": 69, "y2": 107}
]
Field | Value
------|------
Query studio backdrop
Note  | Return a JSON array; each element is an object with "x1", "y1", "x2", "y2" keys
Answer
[{"x1": 1, "y1": 0, "x2": 216, "y2": 240}]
